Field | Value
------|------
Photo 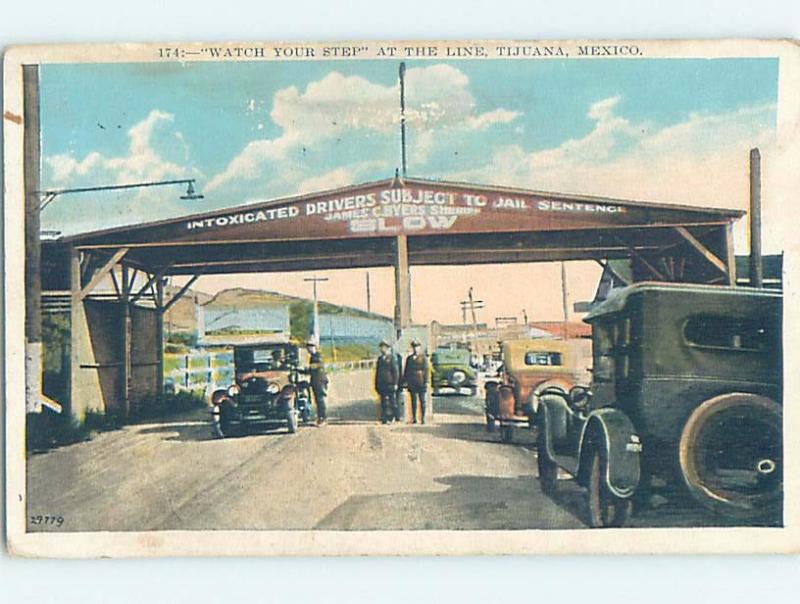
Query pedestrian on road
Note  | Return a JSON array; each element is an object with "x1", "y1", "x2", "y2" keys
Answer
[
  {"x1": 374, "y1": 340, "x2": 399, "y2": 424},
  {"x1": 305, "y1": 341, "x2": 328, "y2": 424},
  {"x1": 403, "y1": 339, "x2": 429, "y2": 424}
]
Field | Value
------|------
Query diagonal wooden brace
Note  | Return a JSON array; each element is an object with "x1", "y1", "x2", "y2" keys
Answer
[
  {"x1": 675, "y1": 226, "x2": 728, "y2": 276},
  {"x1": 131, "y1": 263, "x2": 174, "y2": 304},
  {"x1": 77, "y1": 248, "x2": 129, "y2": 300}
]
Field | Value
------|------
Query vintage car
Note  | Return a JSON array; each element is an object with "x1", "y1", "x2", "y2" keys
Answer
[
  {"x1": 485, "y1": 338, "x2": 590, "y2": 442},
  {"x1": 210, "y1": 343, "x2": 313, "y2": 438},
  {"x1": 431, "y1": 346, "x2": 478, "y2": 396},
  {"x1": 536, "y1": 282, "x2": 782, "y2": 527}
]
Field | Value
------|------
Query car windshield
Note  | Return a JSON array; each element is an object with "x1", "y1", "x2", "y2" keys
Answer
[
  {"x1": 524, "y1": 351, "x2": 563, "y2": 366},
  {"x1": 235, "y1": 346, "x2": 294, "y2": 371},
  {"x1": 432, "y1": 349, "x2": 471, "y2": 365}
]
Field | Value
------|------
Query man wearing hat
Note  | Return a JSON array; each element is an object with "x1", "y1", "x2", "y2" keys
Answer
[
  {"x1": 374, "y1": 340, "x2": 399, "y2": 424},
  {"x1": 402, "y1": 339, "x2": 429, "y2": 424},
  {"x1": 305, "y1": 340, "x2": 328, "y2": 424}
]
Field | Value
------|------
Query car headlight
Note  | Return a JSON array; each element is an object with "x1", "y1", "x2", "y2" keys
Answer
[
  {"x1": 266, "y1": 382, "x2": 281, "y2": 395},
  {"x1": 227, "y1": 384, "x2": 240, "y2": 397}
]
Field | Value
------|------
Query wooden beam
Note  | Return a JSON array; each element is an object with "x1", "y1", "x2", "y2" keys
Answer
[
  {"x1": 163, "y1": 274, "x2": 201, "y2": 312},
  {"x1": 628, "y1": 247, "x2": 666, "y2": 281},
  {"x1": 77, "y1": 247, "x2": 129, "y2": 300},
  {"x1": 674, "y1": 226, "x2": 728, "y2": 276},
  {"x1": 131, "y1": 263, "x2": 173, "y2": 304}
]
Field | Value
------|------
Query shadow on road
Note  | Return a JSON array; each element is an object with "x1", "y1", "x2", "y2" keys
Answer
[
  {"x1": 393, "y1": 419, "x2": 538, "y2": 448},
  {"x1": 315, "y1": 472, "x2": 587, "y2": 530}
]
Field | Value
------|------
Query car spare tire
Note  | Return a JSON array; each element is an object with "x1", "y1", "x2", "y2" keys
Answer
[{"x1": 679, "y1": 393, "x2": 782, "y2": 521}]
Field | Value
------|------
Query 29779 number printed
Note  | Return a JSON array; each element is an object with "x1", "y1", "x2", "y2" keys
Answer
[{"x1": 30, "y1": 515, "x2": 64, "y2": 527}]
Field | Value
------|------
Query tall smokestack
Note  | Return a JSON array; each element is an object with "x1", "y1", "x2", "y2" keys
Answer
[{"x1": 749, "y1": 148, "x2": 763, "y2": 288}]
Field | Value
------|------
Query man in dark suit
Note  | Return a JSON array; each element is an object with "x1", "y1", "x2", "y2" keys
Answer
[
  {"x1": 403, "y1": 339, "x2": 429, "y2": 424},
  {"x1": 374, "y1": 340, "x2": 399, "y2": 424},
  {"x1": 305, "y1": 341, "x2": 328, "y2": 424}
]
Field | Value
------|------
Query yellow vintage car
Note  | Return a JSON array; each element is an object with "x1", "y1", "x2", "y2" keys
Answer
[{"x1": 485, "y1": 338, "x2": 591, "y2": 442}]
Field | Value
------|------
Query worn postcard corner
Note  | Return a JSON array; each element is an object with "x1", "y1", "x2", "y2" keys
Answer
[{"x1": 3, "y1": 38, "x2": 800, "y2": 557}]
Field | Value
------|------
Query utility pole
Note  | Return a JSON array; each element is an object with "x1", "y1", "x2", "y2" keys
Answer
[
  {"x1": 399, "y1": 62, "x2": 408, "y2": 177},
  {"x1": 560, "y1": 262, "x2": 569, "y2": 340},
  {"x1": 459, "y1": 288, "x2": 484, "y2": 350},
  {"x1": 24, "y1": 64, "x2": 42, "y2": 413},
  {"x1": 522, "y1": 309, "x2": 528, "y2": 325},
  {"x1": 749, "y1": 148, "x2": 763, "y2": 288},
  {"x1": 304, "y1": 275, "x2": 329, "y2": 345},
  {"x1": 365, "y1": 271, "x2": 372, "y2": 313}
]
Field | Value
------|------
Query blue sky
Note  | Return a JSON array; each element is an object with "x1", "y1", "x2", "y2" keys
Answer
[{"x1": 40, "y1": 58, "x2": 778, "y2": 236}]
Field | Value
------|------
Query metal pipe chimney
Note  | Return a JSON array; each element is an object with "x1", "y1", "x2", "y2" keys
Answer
[{"x1": 749, "y1": 148, "x2": 763, "y2": 288}]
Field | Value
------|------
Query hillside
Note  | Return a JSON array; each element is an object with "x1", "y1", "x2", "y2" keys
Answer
[{"x1": 163, "y1": 286, "x2": 391, "y2": 344}]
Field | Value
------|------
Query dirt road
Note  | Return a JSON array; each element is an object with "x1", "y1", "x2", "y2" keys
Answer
[{"x1": 26, "y1": 370, "x2": 720, "y2": 532}]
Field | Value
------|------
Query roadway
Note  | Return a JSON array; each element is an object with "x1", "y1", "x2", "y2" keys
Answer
[{"x1": 26, "y1": 369, "x2": 728, "y2": 532}]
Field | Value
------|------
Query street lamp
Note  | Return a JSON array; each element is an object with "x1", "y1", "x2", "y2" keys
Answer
[{"x1": 38, "y1": 177, "x2": 204, "y2": 211}]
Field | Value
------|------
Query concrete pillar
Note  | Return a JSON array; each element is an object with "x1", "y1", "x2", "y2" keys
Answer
[{"x1": 393, "y1": 234, "x2": 412, "y2": 333}]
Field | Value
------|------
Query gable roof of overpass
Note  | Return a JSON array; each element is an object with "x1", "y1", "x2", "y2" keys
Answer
[{"x1": 55, "y1": 176, "x2": 744, "y2": 276}]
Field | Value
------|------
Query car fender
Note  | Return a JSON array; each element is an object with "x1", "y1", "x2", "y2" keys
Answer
[
  {"x1": 528, "y1": 379, "x2": 571, "y2": 414},
  {"x1": 537, "y1": 392, "x2": 571, "y2": 463},
  {"x1": 577, "y1": 408, "x2": 641, "y2": 498}
]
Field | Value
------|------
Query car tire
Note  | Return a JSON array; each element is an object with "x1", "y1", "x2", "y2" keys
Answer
[
  {"x1": 679, "y1": 392, "x2": 782, "y2": 521},
  {"x1": 286, "y1": 410, "x2": 298, "y2": 434},
  {"x1": 212, "y1": 403, "x2": 237, "y2": 439},
  {"x1": 587, "y1": 448, "x2": 632, "y2": 528},
  {"x1": 500, "y1": 424, "x2": 514, "y2": 443},
  {"x1": 537, "y1": 437, "x2": 558, "y2": 494}
]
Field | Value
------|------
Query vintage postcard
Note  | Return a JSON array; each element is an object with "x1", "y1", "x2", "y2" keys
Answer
[{"x1": 3, "y1": 39, "x2": 800, "y2": 557}]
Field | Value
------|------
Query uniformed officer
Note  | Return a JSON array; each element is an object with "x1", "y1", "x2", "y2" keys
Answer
[
  {"x1": 402, "y1": 339, "x2": 429, "y2": 424},
  {"x1": 305, "y1": 341, "x2": 328, "y2": 424},
  {"x1": 374, "y1": 340, "x2": 399, "y2": 424}
]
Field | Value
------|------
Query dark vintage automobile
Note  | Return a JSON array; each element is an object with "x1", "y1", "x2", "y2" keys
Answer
[
  {"x1": 536, "y1": 282, "x2": 782, "y2": 527},
  {"x1": 210, "y1": 343, "x2": 313, "y2": 438},
  {"x1": 431, "y1": 346, "x2": 478, "y2": 396}
]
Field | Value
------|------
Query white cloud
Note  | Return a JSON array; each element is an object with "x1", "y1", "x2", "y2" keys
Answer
[
  {"x1": 206, "y1": 64, "x2": 520, "y2": 193},
  {"x1": 451, "y1": 96, "x2": 777, "y2": 250},
  {"x1": 42, "y1": 110, "x2": 203, "y2": 234},
  {"x1": 44, "y1": 109, "x2": 199, "y2": 187},
  {"x1": 466, "y1": 108, "x2": 520, "y2": 130}
]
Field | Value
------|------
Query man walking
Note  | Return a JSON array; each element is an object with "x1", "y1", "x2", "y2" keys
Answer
[
  {"x1": 403, "y1": 339, "x2": 429, "y2": 424},
  {"x1": 374, "y1": 340, "x2": 399, "y2": 424},
  {"x1": 305, "y1": 341, "x2": 328, "y2": 424}
]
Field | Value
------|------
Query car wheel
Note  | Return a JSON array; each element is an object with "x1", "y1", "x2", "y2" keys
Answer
[
  {"x1": 679, "y1": 393, "x2": 782, "y2": 521},
  {"x1": 537, "y1": 437, "x2": 558, "y2": 494},
  {"x1": 212, "y1": 404, "x2": 237, "y2": 439},
  {"x1": 500, "y1": 424, "x2": 514, "y2": 443},
  {"x1": 587, "y1": 449, "x2": 632, "y2": 528}
]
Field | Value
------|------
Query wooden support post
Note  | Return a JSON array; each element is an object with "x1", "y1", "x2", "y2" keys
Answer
[
  {"x1": 724, "y1": 223, "x2": 737, "y2": 286},
  {"x1": 121, "y1": 265, "x2": 132, "y2": 419},
  {"x1": 155, "y1": 277, "x2": 165, "y2": 404},
  {"x1": 68, "y1": 246, "x2": 81, "y2": 419},
  {"x1": 393, "y1": 235, "x2": 412, "y2": 332}
]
